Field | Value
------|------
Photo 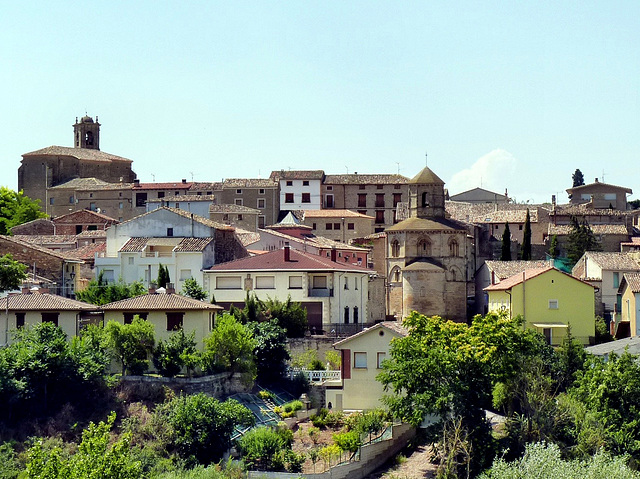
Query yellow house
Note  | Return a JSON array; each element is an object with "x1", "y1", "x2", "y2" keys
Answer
[
  {"x1": 484, "y1": 266, "x2": 595, "y2": 346},
  {"x1": 325, "y1": 321, "x2": 408, "y2": 411},
  {"x1": 101, "y1": 289, "x2": 222, "y2": 346},
  {"x1": 617, "y1": 272, "x2": 640, "y2": 338},
  {"x1": 0, "y1": 289, "x2": 100, "y2": 345}
]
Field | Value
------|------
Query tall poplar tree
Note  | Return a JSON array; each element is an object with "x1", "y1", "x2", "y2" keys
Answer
[
  {"x1": 520, "y1": 209, "x2": 532, "y2": 260},
  {"x1": 501, "y1": 222, "x2": 512, "y2": 261}
]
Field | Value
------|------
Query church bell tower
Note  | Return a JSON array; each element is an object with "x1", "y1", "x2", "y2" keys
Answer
[{"x1": 73, "y1": 115, "x2": 100, "y2": 150}]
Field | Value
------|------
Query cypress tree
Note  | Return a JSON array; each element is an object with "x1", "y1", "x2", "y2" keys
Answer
[
  {"x1": 157, "y1": 264, "x2": 170, "y2": 288},
  {"x1": 521, "y1": 209, "x2": 532, "y2": 260},
  {"x1": 501, "y1": 222, "x2": 512, "y2": 261},
  {"x1": 549, "y1": 235, "x2": 559, "y2": 258}
]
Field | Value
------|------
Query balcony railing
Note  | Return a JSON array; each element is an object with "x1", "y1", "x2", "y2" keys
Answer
[
  {"x1": 308, "y1": 288, "x2": 333, "y2": 297},
  {"x1": 144, "y1": 251, "x2": 173, "y2": 258},
  {"x1": 288, "y1": 368, "x2": 341, "y2": 384}
]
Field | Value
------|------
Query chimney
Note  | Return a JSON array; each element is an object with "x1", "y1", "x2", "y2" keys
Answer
[
  {"x1": 134, "y1": 179, "x2": 140, "y2": 187},
  {"x1": 149, "y1": 282, "x2": 157, "y2": 294},
  {"x1": 552, "y1": 195, "x2": 556, "y2": 208},
  {"x1": 595, "y1": 178, "x2": 599, "y2": 183},
  {"x1": 284, "y1": 242, "x2": 291, "y2": 261},
  {"x1": 331, "y1": 247, "x2": 337, "y2": 262},
  {"x1": 182, "y1": 179, "x2": 187, "y2": 184},
  {"x1": 166, "y1": 283, "x2": 175, "y2": 294}
]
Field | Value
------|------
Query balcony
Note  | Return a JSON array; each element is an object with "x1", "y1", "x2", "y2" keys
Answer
[
  {"x1": 308, "y1": 288, "x2": 333, "y2": 297},
  {"x1": 288, "y1": 368, "x2": 341, "y2": 384}
]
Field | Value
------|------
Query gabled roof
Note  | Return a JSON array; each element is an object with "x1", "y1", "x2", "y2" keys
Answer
[
  {"x1": 49, "y1": 177, "x2": 125, "y2": 190},
  {"x1": 117, "y1": 207, "x2": 234, "y2": 231},
  {"x1": 0, "y1": 293, "x2": 97, "y2": 311},
  {"x1": 259, "y1": 228, "x2": 369, "y2": 253},
  {"x1": 0, "y1": 235, "x2": 81, "y2": 262},
  {"x1": 582, "y1": 252, "x2": 640, "y2": 271},
  {"x1": 449, "y1": 187, "x2": 508, "y2": 201},
  {"x1": 484, "y1": 266, "x2": 594, "y2": 291},
  {"x1": 23, "y1": 146, "x2": 132, "y2": 163},
  {"x1": 52, "y1": 209, "x2": 118, "y2": 224},
  {"x1": 13, "y1": 235, "x2": 78, "y2": 246},
  {"x1": 484, "y1": 260, "x2": 551, "y2": 280},
  {"x1": 209, "y1": 204, "x2": 261, "y2": 214},
  {"x1": 620, "y1": 273, "x2": 640, "y2": 294},
  {"x1": 386, "y1": 216, "x2": 467, "y2": 232},
  {"x1": 205, "y1": 247, "x2": 370, "y2": 273},
  {"x1": 323, "y1": 174, "x2": 408, "y2": 185},
  {"x1": 101, "y1": 293, "x2": 222, "y2": 311},
  {"x1": 548, "y1": 224, "x2": 628, "y2": 236},
  {"x1": 222, "y1": 178, "x2": 278, "y2": 188},
  {"x1": 408, "y1": 166, "x2": 444, "y2": 185},
  {"x1": 302, "y1": 209, "x2": 374, "y2": 219},
  {"x1": 566, "y1": 181, "x2": 632, "y2": 194},
  {"x1": 333, "y1": 321, "x2": 408, "y2": 347},
  {"x1": 147, "y1": 194, "x2": 217, "y2": 203},
  {"x1": 119, "y1": 237, "x2": 215, "y2": 253},
  {"x1": 270, "y1": 170, "x2": 325, "y2": 180},
  {"x1": 65, "y1": 242, "x2": 106, "y2": 260},
  {"x1": 475, "y1": 209, "x2": 538, "y2": 224},
  {"x1": 132, "y1": 182, "x2": 193, "y2": 190}
]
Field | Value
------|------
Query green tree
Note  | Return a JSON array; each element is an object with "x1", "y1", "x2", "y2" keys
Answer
[
  {"x1": 202, "y1": 313, "x2": 256, "y2": 382},
  {"x1": 248, "y1": 320, "x2": 290, "y2": 383},
  {"x1": 501, "y1": 222, "x2": 512, "y2": 261},
  {"x1": 75, "y1": 271, "x2": 146, "y2": 306},
  {"x1": 105, "y1": 317, "x2": 155, "y2": 375},
  {"x1": 25, "y1": 412, "x2": 142, "y2": 479},
  {"x1": 549, "y1": 234, "x2": 560, "y2": 258},
  {"x1": 157, "y1": 264, "x2": 170, "y2": 289},
  {"x1": 181, "y1": 278, "x2": 208, "y2": 300},
  {"x1": 154, "y1": 393, "x2": 254, "y2": 465},
  {"x1": 153, "y1": 329, "x2": 199, "y2": 378},
  {"x1": 572, "y1": 168, "x2": 585, "y2": 187},
  {"x1": 0, "y1": 187, "x2": 47, "y2": 235},
  {"x1": 520, "y1": 209, "x2": 532, "y2": 260},
  {"x1": 567, "y1": 216, "x2": 601, "y2": 264},
  {"x1": 236, "y1": 426, "x2": 294, "y2": 471},
  {"x1": 262, "y1": 296, "x2": 308, "y2": 338},
  {"x1": 0, "y1": 254, "x2": 27, "y2": 293}
]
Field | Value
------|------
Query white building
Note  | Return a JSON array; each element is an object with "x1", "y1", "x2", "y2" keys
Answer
[{"x1": 270, "y1": 170, "x2": 324, "y2": 212}]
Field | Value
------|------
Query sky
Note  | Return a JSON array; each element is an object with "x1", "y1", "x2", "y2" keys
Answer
[{"x1": 1, "y1": 1, "x2": 639, "y2": 204}]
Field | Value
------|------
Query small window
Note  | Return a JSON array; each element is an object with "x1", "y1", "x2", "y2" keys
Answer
[
  {"x1": 375, "y1": 210, "x2": 385, "y2": 224},
  {"x1": 344, "y1": 306, "x2": 350, "y2": 323},
  {"x1": 49, "y1": 197, "x2": 54, "y2": 205},
  {"x1": 312, "y1": 276, "x2": 327, "y2": 289},
  {"x1": 302, "y1": 193, "x2": 311, "y2": 203},
  {"x1": 167, "y1": 312, "x2": 184, "y2": 331},
  {"x1": 179, "y1": 269, "x2": 192, "y2": 281},
  {"x1": 347, "y1": 223, "x2": 354, "y2": 230},
  {"x1": 289, "y1": 276, "x2": 303, "y2": 289},
  {"x1": 354, "y1": 352, "x2": 367, "y2": 369},
  {"x1": 354, "y1": 306, "x2": 359, "y2": 322},
  {"x1": 167, "y1": 227, "x2": 174, "y2": 237},
  {"x1": 41, "y1": 312, "x2": 59, "y2": 326},
  {"x1": 89, "y1": 193, "x2": 93, "y2": 198},
  {"x1": 128, "y1": 256, "x2": 134, "y2": 265},
  {"x1": 158, "y1": 192, "x2": 165, "y2": 198},
  {"x1": 326, "y1": 223, "x2": 333, "y2": 230},
  {"x1": 15, "y1": 312, "x2": 25, "y2": 328},
  {"x1": 613, "y1": 272, "x2": 620, "y2": 288},
  {"x1": 119, "y1": 192, "x2": 123, "y2": 197},
  {"x1": 119, "y1": 202, "x2": 123, "y2": 209},
  {"x1": 259, "y1": 189, "x2": 265, "y2": 194},
  {"x1": 257, "y1": 198, "x2": 266, "y2": 209},
  {"x1": 377, "y1": 352, "x2": 386, "y2": 369},
  {"x1": 334, "y1": 222, "x2": 341, "y2": 230},
  {"x1": 285, "y1": 193, "x2": 294, "y2": 203},
  {"x1": 519, "y1": 225, "x2": 523, "y2": 230},
  {"x1": 327, "y1": 186, "x2": 333, "y2": 191},
  {"x1": 548, "y1": 300, "x2": 559, "y2": 310},
  {"x1": 236, "y1": 189, "x2": 242, "y2": 194},
  {"x1": 136, "y1": 192, "x2": 147, "y2": 207},
  {"x1": 69, "y1": 196, "x2": 74, "y2": 204},
  {"x1": 286, "y1": 180, "x2": 293, "y2": 186},
  {"x1": 377, "y1": 184, "x2": 384, "y2": 189},
  {"x1": 358, "y1": 194, "x2": 367, "y2": 207},
  {"x1": 255, "y1": 276, "x2": 275, "y2": 289},
  {"x1": 359, "y1": 185, "x2": 366, "y2": 190},
  {"x1": 303, "y1": 180, "x2": 310, "y2": 186},
  {"x1": 235, "y1": 198, "x2": 243, "y2": 206},
  {"x1": 354, "y1": 278, "x2": 358, "y2": 290},
  {"x1": 237, "y1": 214, "x2": 243, "y2": 221},
  {"x1": 344, "y1": 278, "x2": 349, "y2": 290},
  {"x1": 312, "y1": 223, "x2": 317, "y2": 230},
  {"x1": 258, "y1": 216, "x2": 266, "y2": 228},
  {"x1": 124, "y1": 312, "x2": 148, "y2": 324},
  {"x1": 216, "y1": 276, "x2": 242, "y2": 289}
]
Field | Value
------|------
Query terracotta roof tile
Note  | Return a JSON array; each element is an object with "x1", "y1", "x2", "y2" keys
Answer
[
  {"x1": 147, "y1": 195, "x2": 217, "y2": 203},
  {"x1": 323, "y1": 174, "x2": 408, "y2": 185},
  {"x1": 23, "y1": 146, "x2": 132, "y2": 163},
  {"x1": 566, "y1": 181, "x2": 632, "y2": 194},
  {"x1": 133, "y1": 182, "x2": 193, "y2": 190},
  {"x1": 76, "y1": 230, "x2": 107, "y2": 238},
  {"x1": 222, "y1": 178, "x2": 278, "y2": 188},
  {"x1": 387, "y1": 216, "x2": 467, "y2": 232},
  {"x1": 484, "y1": 260, "x2": 552, "y2": 280},
  {"x1": 65, "y1": 243, "x2": 106, "y2": 260},
  {"x1": 13, "y1": 235, "x2": 78, "y2": 245},
  {"x1": 53, "y1": 209, "x2": 118, "y2": 223},
  {"x1": 0, "y1": 235, "x2": 81, "y2": 261},
  {"x1": 550, "y1": 204, "x2": 631, "y2": 217},
  {"x1": 622, "y1": 273, "x2": 640, "y2": 293},
  {"x1": 270, "y1": 170, "x2": 325, "y2": 180},
  {"x1": 205, "y1": 247, "x2": 371, "y2": 272},
  {"x1": 583, "y1": 252, "x2": 640, "y2": 270},
  {"x1": 119, "y1": 237, "x2": 214, "y2": 253},
  {"x1": 209, "y1": 204, "x2": 261, "y2": 214},
  {"x1": 117, "y1": 207, "x2": 234, "y2": 231},
  {"x1": 259, "y1": 229, "x2": 368, "y2": 252},
  {"x1": 0, "y1": 293, "x2": 97, "y2": 311},
  {"x1": 333, "y1": 321, "x2": 408, "y2": 347},
  {"x1": 302, "y1": 209, "x2": 374, "y2": 219},
  {"x1": 101, "y1": 293, "x2": 222, "y2": 310},
  {"x1": 485, "y1": 266, "x2": 594, "y2": 291},
  {"x1": 548, "y1": 224, "x2": 628, "y2": 235}
]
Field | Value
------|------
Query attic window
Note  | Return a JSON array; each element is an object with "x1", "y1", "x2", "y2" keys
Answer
[
  {"x1": 167, "y1": 228, "x2": 174, "y2": 237},
  {"x1": 548, "y1": 300, "x2": 559, "y2": 310}
]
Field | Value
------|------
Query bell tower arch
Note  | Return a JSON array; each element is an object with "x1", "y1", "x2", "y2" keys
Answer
[{"x1": 73, "y1": 115, "x2": 100, "y2": 150}]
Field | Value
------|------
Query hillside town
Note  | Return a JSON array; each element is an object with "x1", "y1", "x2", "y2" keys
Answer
[{"x1": 2, "y1": 116, "x2": 640, "y2": 478}]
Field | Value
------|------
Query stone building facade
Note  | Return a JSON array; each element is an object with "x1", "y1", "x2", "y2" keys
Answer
[
  {"x1": 217, "y1": 178, "x2": 280, "y2": 228},
  {"x1": 385, "y1": 166, "x2": 472, "y2": 322},
  {"x1": 301, "y1": 209, "x2": 374, "y2": 243}
]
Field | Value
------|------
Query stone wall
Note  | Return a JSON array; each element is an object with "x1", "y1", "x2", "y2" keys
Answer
[
  {"x1": 288, "y1": 336, "x2": 338, "y2": 365},
  {"x1": 0, "y1": 237, "x2": 65, "y2": 293},
  {"x1": 11, "y1": 219, "x2": 55, "y2": 235},
  {"x1": 118, "y1": 372, "x2": 250, "y2": 397},
  {"x1": 215, "y1": 229, "x2": 249, "y2": 265}
]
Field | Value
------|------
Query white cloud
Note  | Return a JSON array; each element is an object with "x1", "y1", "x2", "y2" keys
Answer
[{"x1": 447, "y1": 149, "x2": 517, "y2": 198}]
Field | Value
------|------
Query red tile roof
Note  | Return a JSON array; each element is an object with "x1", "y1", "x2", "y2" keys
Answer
[
  {"x1": 333, "y1": 321, "x2": 408, "y2": 347},
  {"x1": 132, "y1": 182, "x2": 193, "y2": 190},
  {"x1": 23, "y1": 146, "x2": 132, "y2": 163},
  {"x1": 101, "y1": 293, "x2": 222, "y2": 310},
  {"x1": 205, "y1": 247, "x2": 371, "y2": 273},
  {"x1": 484, "y1": 266, "x2": 594, "y2": 291},
  {"x1": 302, "y1": 209, "x2": 374, "y2": 219},
  {"x1": 0, "y1": 293, "x2": 97, "y2": 311}
]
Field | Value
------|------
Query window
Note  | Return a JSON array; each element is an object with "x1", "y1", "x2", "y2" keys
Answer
[
  {"x1": 285, "y1": 193, "x2": 294, "y2": 203},
  {"x1": 236, "y1": 189, "x2": 242, "y2": 194},
  {"x1": 289, "y1": 276, "x2": 303, "y2": 289},
  {"x1": 354, "y1": 306, "x2": 359, "y2": 323},
  {"x1": 216, "y1": 276, "x2": 242, "y2": 289},
  {"x1": 312, "y1": 276, "x2": 327, "y2": 289},
  {"x1": 543, "y1": 328, "x2": 552, "y2": 344},
  {"x1": 334, "y1": 222, "x2": 341, "y2": 230},
  {"x1": 375, "y1": 194, "x2": 385, "y2": 207},
  {"x1": 41, "y1": 312, "x2": 59, "y2": 326},
  {"x1": 449, "y1": 239, "x2": 459, "y2": 256},
  {"x1": 326, "y1": 223, "x2": 333, "y2": 230},
  {"x1": 258, "y1": 216, "x2": 266, "y2": 228},
  {"x1": 359, "y1": 185, "x2": 366, "y2": 190},
  {"x1": 69, "y1": 196, "x2": 74, "y2": 204},
  {"x1": 613, "y1": 272, "x2": 620, "y2": 288},
  {"x1": 167, "y1": 227, "x2": 174, "y2": 237},
  {"x1": 604, "y1": 193, "x2": 617, "y2": 200},
  {"x1": 286, "y1": 180, "x2": 293, "y2": 186},
  {"x1": 377, "y1": 352, "x2": 386, "y2": 369},
  {"x1": 136, "y1": 192, "x2": 147, "y2": 207},
  {"x1": 344, "y1": 278, "x2": 349, "y2": 290},
  {"x1": 393, "y1": 193, "x2": 402, "y2": 207},
  {"x1": 302, "y1": 193, "x2": 311, "y2": 203},
  {"x1": 391, "y1": 240, "x2": 400, "y2": 257},
  {"x1": 393, "y1": 268, "x2": 401, "y2": 282},
  {"x1": 237, "y1": 214, "x2": 243, "y2": 221},
  {"x1": 354, "y1": 352, "x2": 367, "y2": 369},
  {"x1": 325, "y1": 194, "x2": 334, "y2": 207},
  {"x1": 421, "y1": 192, "x2": 429, "y2": 207},
  {"x1": 179, "y1": 269, "x2": 192, "y2": 281},
  {"x1": 375, "y1": 210, "x2": 385, "y2": 224},
  {"x1": 158, "y1": 192, "x2": 165, "y2": 198},
  {"x1": 257, "y1": 198, "x2": 266, "y2": 209},
  {"x1": 326, "y1": 186, "x2": 333, "y2": 191},
  {"x1": 358, "y1": 194, "x2": 367, "y2": 207},
  {"x1": 303, "y1": 180, "x2": 310, "y2": 186},
  {"x1": 418, "y1": 238, "x2": 431, "y2": 256},
  {"x1": 347, "y1": 223, "x2": 354, "y2": 230},
  {"x1": 128, "y1": 256, "x2": 134, "y2": 265},
  {"x1": 344, "y1": 306, "x2": 350, "y2": 323},
  {"x1": 235, "y1": 198, "x2": 243, "y2": 206},
  {"x1": 119, "y1": 192, "x2": 123, "y2": 197},
  {"x1": 89, "y1": 193, "x2": 93, "y2": 198},
  {"x1": 519, "y1": 225, "x2": 523, "y2": 230},
  {"x1": 175, "y1": 202, "x2": 180, "y2": 209},
  {"x1": 49, "y1": 197, "x2": 54, "y2": 205},
  {"x1": 259, "y1": 189, "x2": 265, "y2": 194},
  {"x1": 124, "y1": 312, "x2": 148, "y2": 324},
  {"x1": 548, "y1": 299, "x2": 559, "y2": 309},
  {"x1": 15, "y1": 312, "x2": 25, "y2": 328},
  {"x1": 167, "y1": 312, "x2": 184, "y2": 331},
  {"x1": 119, "y1": 202, "x2": 123, "y2": 209},
  {"x1": 312, "y1": 223, "x2": 316, "y2": 230},
  {"x1": 358, "y1": 210, "x2": 367, "y2": 215},
  {"x1": 255, "y1": 276, "x2": 275, "y2": 289},
  {"x1": 394, "y1": 184, "x2": 401, "y2": 189}
]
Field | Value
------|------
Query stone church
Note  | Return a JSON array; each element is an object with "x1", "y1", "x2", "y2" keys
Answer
[
  {"x1": 18, "y1": 116, "x2": 136, "y2": 210},
  {"x1": 386, "y1": 166, "x2": 472, "y2": 322}
]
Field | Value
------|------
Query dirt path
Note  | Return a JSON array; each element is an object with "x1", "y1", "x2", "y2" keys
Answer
[{"x1": 365, "y1": 441, "x2": 438, "y2": 479}]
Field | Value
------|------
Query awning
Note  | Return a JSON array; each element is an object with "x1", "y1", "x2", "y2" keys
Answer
[{"x1": 532, "y1": 322, "x2": 568, "y2": 328}]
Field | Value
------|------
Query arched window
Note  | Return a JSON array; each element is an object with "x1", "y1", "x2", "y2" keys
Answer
[
  {"x1": 449, "y1": 239, "x2": 459, "y2": 256},
  {"x1": 422, "y1": 192, "x2": 429, "y2": 207},
  {"x1": 353, "y1": 306, "x2": 359, "y2": 323},
  {"x1": 417, "y1": 238, "x2": 431, "y2": 256},
  {"x1": 450, "y1": 268, "x2": 457, "y2": 281},
  {"x1": 391, "y1": 240, "x2": 400, "y2": 257},
  {"x1": 85, "y1": 131, "x2": 93, "y2": 146},
  {"x1": 391, "y1": 267, "x2": 401, "y2": 283},
  {"x1": 344, "y1": 306, "x2": 350, "y2": 324}
]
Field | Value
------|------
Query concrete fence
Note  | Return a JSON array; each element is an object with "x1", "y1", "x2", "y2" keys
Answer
[{"x1": 119, "y1": 372, "x2": 250, "y2": 397}]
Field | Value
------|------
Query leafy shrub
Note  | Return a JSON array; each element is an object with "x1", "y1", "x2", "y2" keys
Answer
[
  {"x1": 309, "y1": 359, "x2": 325, "y2": 371},
  {"x1": 106, "y1": 317, "x2": 155, "y2": 375},
  {"x1": 0, "y1": 443, "x2": 20, "y2": 479},
  {"x1": 236, "y1": 426, "x2": 294, "y2": 471},
  {"x1": 153, "y1": 329, "x2": 199, "y2": 378},
  {"x1": 257, "y1": 390, "x2": 273, "y2": 400},
  {"x1": 333, "y1": 430, "x2": 361, "y2": 453}
]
